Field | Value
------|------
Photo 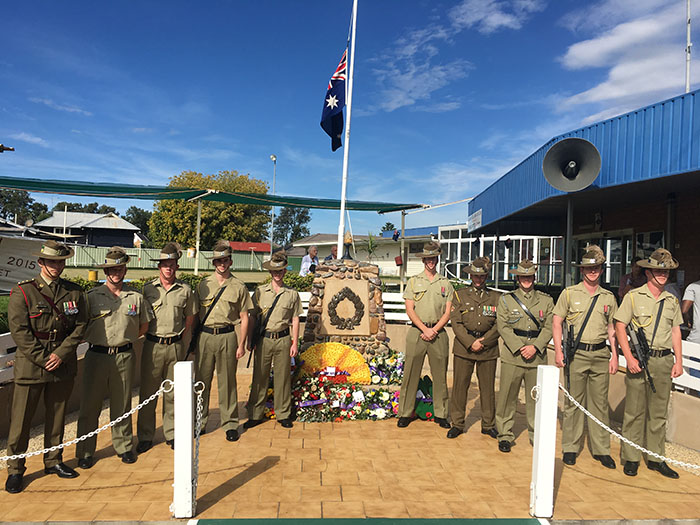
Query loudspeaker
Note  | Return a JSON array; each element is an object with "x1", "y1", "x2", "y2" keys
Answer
[{"x1": 542, "y1": 138, "x2": 601, "y2": 192}]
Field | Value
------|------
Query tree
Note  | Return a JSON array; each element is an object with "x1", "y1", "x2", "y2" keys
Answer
[
  {"x1": 381, "y1": 222, "x2": 396, "y2": 233},
  {"x1": 124, "y1": 206, "x2": 152, "y2": 236},
  {"x1": 149, "y1": 170, "x2": 270, "y2": 248},
  {"x1": 358, "y1": 232, "x2": 379, "y2": 261},
  {"x1": 273, "y1": 207, "x2": 311, "y2": 246},
  {"x1": 0, "y1": 190, "x2": 49, "y2": 224},
  {"x1": 52, "y1": 202, "x2": 118, "y2": 215}
]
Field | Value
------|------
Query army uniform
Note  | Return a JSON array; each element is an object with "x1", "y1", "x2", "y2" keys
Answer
[
  {"x1": 449, "y1": 257, "x2": 500, "y2": 435},
  {"x1": 614, "y1": 249, "x2": 683, "y2": 473},
  {"x1": 398, "y1": 242, "x2": 454, "y2": 422},
  {"x1": 196, "y1": 272, "x2": 252, "y2": 433},
  {"x1": 6, "y1": 242, "x2": 88, "y2": 482},
  {"x1": 248, "y1": 263, "x2": 302, "y2": 422},
  {"x1": 137, "y1": 247, "x2": 197, "y2": 447},
  {"x1": 496, "y1": 260, "x2": 553, "y2": 445},
  {"x1": 76, "y1": 248, "x2": 153, "y2": 462},
  {"x1": 554, "y1": 252, "x2": 618, "y2": 462}
]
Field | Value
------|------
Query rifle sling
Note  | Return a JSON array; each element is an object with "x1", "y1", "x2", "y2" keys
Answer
[
  {"x1": 199, "y1": 285, "x2": 227, "y2": 330},
  {"x1": 649, "y1": 298, "x2": 665, "y2": 349},
  {"x1": 572, "y1": 295, "x2": 600, "y2": 353},
  {"x1": 509, "y1": 293, "x2": 540, "y2": 329},
  {"x1": 257, "y1": 292, "x2": 284, "y2": 341}
]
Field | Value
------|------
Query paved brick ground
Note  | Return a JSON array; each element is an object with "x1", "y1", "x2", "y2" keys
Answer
[{"x1": 1, "y1": 371, "x2": 699, "y2": 521}]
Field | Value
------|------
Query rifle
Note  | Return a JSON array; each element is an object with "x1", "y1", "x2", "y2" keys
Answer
[
  {"x1": 562, "y1": 322, "x2": 575, "y2": 391},
  {"x1": 627, "y1": 326, "x2": 656, "y2": 394},
  {"x1": 185, "y1": 285, "x2": 227, "y2": 359},
  {"x1": 246, "y1": 292, "x2": 283, "y2": 368}
]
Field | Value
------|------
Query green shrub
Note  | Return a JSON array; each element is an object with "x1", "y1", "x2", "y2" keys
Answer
[
  {"x1": 260, "y1": 272, "x2": 314, "y2": 292},
  {"x1": 178, "y1": 272, "x2": 207, "y2": 291},
  {"x1": 66, "y1": 276, "x2": 101, "y2": 291}
]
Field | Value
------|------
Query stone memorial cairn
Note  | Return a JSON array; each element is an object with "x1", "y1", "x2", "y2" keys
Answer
[{"x1": 302, "y1": 259, "x2": 391, "y2": 356}]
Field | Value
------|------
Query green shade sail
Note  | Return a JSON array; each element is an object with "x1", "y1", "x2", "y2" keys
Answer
[{"x1": 0, "y1": 175, "x2": 421, "y2": 214}]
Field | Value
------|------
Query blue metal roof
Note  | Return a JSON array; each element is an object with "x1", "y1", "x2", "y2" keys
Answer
[
  {"x1": 468, "y1": 89, "x2": 700, "y2": 229},
  {"x1": 380, "y1": 225, "x2": 439, "y2": 238}
]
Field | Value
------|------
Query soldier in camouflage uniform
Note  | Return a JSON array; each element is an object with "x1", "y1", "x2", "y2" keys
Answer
[
  {"x1": 553, "y1": 245, "x2": 618, "y2": 469},
  {"x1": 614, "y1": 248, "x2": 684, "y2": 479},
  {"x1": 495, "y1": 259, "x2": 553, "y2": 453},
  {"x1": 76, "y1": 247, "x2": 153, "y2": 468},
  {"x1": 397, "y1": 241, "x2": 454, "y2": 429},
  {"x1": 137, "y1": 242, "x2": 197, "y2": 453}
]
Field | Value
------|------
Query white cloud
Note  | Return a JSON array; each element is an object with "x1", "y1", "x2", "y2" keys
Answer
[
  {"x1": 557, "y1": 2, "x2": 700, "y2": 120},
  {"x1": 450, "y1": 0, "x2": 546, "y2": 34},
  {"x1": 29, "y1": 97, "x2": 93, "y2": 116},
  {"x1": 367, "y1": 0, "x2": 544, "y2": 114},
  {"x1": 9, "y1": 131, "x2": 48, "y2": 147}
]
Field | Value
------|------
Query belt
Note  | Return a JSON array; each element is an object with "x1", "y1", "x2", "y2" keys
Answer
[
  {"x1": 514, "y1": 329, "x2": 540, "y2": 338},
  {"x1": 467, "y1": 329, "x2": 486, "y2": 338},
  {"x1": 89, "y1": 343, "x2": 133, "y2": 355},
  {"x1": 264, "y1": 328, "x2": 290, "y2": 339},
  {"x1": 649, "y1": 349, "x2": 672, "y2": 358},
  {"x1": 423, "y1": 322, "x2": 439, "y2": 328},
  {"x1": 201, "y1": 324, "x2": 236, "y2": 335},
  {"x1": 146, "y1": 333, "x2": 183, "y2": 345},
  {"x1": 34, "y1": 330, "x2": 62, "y2": 342},
  {"x1": 577, "y1": 341, "x2": 607, "y2": 351}
]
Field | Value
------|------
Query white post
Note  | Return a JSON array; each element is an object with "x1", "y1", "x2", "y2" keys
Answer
[
  {"x1": 530, "y1": 365, "x2": 559, "y2": 518},
  {"x1": 194, "y1": 200, "x2": 202, "y2": 276},
  {"x1": 172, "y1": 361, "x2": 195, "y2": 518},
  {"x1": 687, "y1": 0, "x2": 692, "y2": 94},
  {"x1": 336, "y1": 0, "x2": 359, "y2": 257}
]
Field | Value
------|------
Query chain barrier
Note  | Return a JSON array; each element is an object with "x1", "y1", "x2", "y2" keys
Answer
[
  {"x1": 192, "y1": 380, "x2": 205, "y2": 501},
  {"x1": 558, "y1": 383, "x2": 700, "y2": 475},
  {"x1": 0, "y1": 379, "x2": 174, "y2": 463}
]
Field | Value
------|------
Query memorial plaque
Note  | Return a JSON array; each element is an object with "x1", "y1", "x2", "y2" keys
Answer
[{"x1": 319, "y1": 277, "x2": 370, "y2": 336}]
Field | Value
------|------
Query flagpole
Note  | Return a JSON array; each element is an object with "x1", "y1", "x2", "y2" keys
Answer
[{"x1": 336, "y1": 0, "x2": 358, "y2": 257}]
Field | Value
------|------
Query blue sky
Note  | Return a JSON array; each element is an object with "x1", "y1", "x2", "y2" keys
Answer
[{"x1": 2, "y1": 0, "x2": 699, "y2": 239}]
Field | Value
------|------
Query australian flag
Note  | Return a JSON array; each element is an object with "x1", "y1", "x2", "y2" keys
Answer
[{"x1": 320, "y1": 49, "x2": 347, "y2": 151}]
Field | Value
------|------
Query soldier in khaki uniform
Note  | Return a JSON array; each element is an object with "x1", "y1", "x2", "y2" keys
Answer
[
  {"x1": 5, "y1": 240, "x2": 88, "y2": 494},
  {"x1": 76, "y1": 247, "x2": 153, "y2": 468},
  {"x1": 614, "y1": 248, "x2": 684, "y2": 479},
  {"x1": 448, "y1": 256, "x2": 500, "y2": 439},
  {"x1": 495, "y1": 260, "x2": 553, "y2": 452},
  {"x1": 137, "y1": 243, "x2": 197, "y2": 453},
  {"x1": 244, "y1": 251, "x2": 301, "y2": 429},
  {"x1": 397, "y1": 241, "x2": 454, "y2": 429},
  {"x1": 196, "y1": 240, "x2": 252, "y2": 442},
  {"x1": 553, "y1": 246, "x2": 618, "y2": 469}
]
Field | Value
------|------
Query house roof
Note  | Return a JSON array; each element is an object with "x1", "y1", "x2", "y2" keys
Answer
[{"x1": 36, "y1": 211, "x2": 139, "y2": 231}]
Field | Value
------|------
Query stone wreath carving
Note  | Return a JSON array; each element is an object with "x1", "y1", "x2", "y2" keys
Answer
[{"x1": 327, "y1": 286, "x2": 365, "y2": 330}]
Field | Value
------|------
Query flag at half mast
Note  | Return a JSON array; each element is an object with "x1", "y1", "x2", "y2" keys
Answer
[{"x1": 320, "y1": 49, "x2": 347, "y2": 151}]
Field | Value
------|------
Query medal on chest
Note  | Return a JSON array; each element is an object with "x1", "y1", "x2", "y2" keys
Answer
[
  {"x1": 482, "y1": 305, "x2": 496, "y2": 317},
  {"x1": 126, "y1": 304, "x2": 138, "y2": 316},
  {"x1": 538, "y1": 309, "x2": 544, "y2": 322},
  {"x1": 63, "y1": 301, "x2": 79, "y2": 315},
  {"x1": 441, "y1": 286, "x2": 446, "y2": 297}
]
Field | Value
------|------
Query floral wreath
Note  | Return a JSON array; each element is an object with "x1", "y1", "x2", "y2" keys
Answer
[{"x1": 327, "y1": 286, "x2": 365, "y2": 330}]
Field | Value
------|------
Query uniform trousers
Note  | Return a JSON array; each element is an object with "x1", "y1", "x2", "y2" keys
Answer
[
  {"x1": 6, "y1": 380, "x2": 73, "y2": 475},
  {"x1": 496, "y1": 361, "x2": 537, "y2": 443},
  {"x1": 249, "y1": 335, "x2": 292, "y2": 420},
  {"x1": 196, "y1": 330, "x2": 240, "y2": 432},
  {"x1": 620, "y1": 353, "x2": 674, "y2": 463},
  {"x1": 398, "y1": 326, "x2": 449, "y2": 419},
  {"x1": 137, "y1": 339, "x2": 183, "y2": 443},
  {"x1": 562, "y1": 347, "x2": 611, "y2": 455},
  {"x1": 450, "y1": 355, "x2": 497, "y2": 431},
  {"x1": 76, "y1": 349, "x2": 135, "y2": 458}
]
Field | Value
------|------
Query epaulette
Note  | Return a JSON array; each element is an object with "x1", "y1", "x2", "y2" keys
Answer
[{"x1": 17, "y1": 278, "x2": 35, "y2": 285}]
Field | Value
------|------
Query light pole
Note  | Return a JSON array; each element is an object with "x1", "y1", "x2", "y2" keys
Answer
[{"x1": 269, "y1": 154, "x2": 277, "y2": 255}]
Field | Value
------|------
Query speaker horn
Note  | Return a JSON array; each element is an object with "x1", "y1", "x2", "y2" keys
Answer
[{"x1": 542, "y1": 137, "x2": 601, "y2": 192}]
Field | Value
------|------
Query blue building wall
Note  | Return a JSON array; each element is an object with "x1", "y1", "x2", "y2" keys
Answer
[
  {"x1": 468, "y1": 89, "x2": 700, "y2": 229},
  {"x1": 380, "y1": 225, "x2": 439, "y2": 238}
]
